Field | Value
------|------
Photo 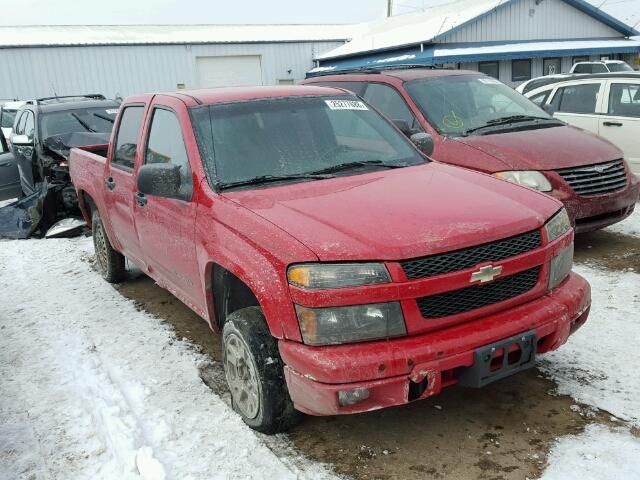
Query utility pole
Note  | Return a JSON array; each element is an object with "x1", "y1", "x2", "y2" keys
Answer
[{"x1": 387, "y1": 0, "x2": 393, "y2": 17}]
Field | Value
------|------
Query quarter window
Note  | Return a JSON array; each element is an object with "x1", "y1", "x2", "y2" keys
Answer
[
  {"x1": 608, "y1": 83, "x2": 640, "y2": 118},
  {"x1": 113, "y1": 106, "x2": 145, "y2": 170},
  {"x1": 551, "y1": 84, "x2": 601, "y2": 114},
  {"x1": 145, "y1": 108, "x2": 193, "y2": 198},
  {"x1": 529, "y1": 91, "x2": 551, "y2": 107}
]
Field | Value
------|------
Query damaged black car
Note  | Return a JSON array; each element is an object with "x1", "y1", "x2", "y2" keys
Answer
[{"x1": 0, "y1": 94, "x2": 118, "y2": 239}]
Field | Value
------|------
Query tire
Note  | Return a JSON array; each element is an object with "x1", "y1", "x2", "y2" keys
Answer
[
  {"x1": 222, "y1": 306, "x2": 302, "y2": 434},
  {"x1": 92, "y1": 210, "x2": 126, "y2": 283}
]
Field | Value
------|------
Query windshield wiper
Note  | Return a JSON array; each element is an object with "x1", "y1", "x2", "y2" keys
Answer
[
  {"x1": 462, "y1": 115, "x2": 558, "y2": 136},
  {"x1": 308, "y1": 160, "x2": 410, "y2": 175},
  {"x1": 70, "y1": 112, "x2": 97, "y2": 133},
  {"x1": 92, "y1": 112, "x2": 115, "y2": 123},
  {"x1": 218, "y1": 173, "x2": 334, "y2": 190}
]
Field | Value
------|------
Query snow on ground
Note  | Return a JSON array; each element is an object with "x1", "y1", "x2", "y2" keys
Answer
[
  {"x1": 539, "y1": 264, "x2": 640, "y2": 427},
  {"x1": 605, "y1": 206, "x2": 640, "y2": 238},
  {"x1": 541, "y1": 424, "x2": 640, "y2": 480},
  {"x1": 0, "y1": 237, "x2": 338, "y2": 480}
]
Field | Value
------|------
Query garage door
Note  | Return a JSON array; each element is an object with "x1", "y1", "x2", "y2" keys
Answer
[{"x1": 195, "y1": 55, "x2": 263, "y2": 88}]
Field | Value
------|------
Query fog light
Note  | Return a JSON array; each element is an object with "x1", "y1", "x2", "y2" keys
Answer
[{"x1": 338, "y1": 387, "x2": 370, "y2": 406}]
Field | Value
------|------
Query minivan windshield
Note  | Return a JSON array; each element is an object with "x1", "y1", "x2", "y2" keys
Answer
[
  {"x1": 190, "y1": 95, "x2": 425, "y2": 189},
  {"x1": 406, "y1": 75, "x2": 561, "y2": 137}
]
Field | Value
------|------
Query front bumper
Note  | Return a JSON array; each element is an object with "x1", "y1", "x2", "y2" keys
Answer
[
  {"x1": 548, "y1": 172, "x2": 639, "y2": 234},
  {"x1": 279, "y1": 272, "x2": 590, "y2": 416}
]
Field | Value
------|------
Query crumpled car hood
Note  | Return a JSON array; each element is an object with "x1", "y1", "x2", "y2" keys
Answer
[{"x1": 223, "y1": 163, "x2": 561, "y2": 261}]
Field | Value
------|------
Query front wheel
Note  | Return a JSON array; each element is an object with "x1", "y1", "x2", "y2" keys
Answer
[
  {"x1": 92, "y1": 211, "x2": 126, "y2": 283},
  {"x1": 222, "y1": 307, "x2": 302, "y2": 434}
]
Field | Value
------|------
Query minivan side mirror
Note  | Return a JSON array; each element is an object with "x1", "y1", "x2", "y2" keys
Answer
[
  {"x1": 410, "y1": 132, "x2": 434, "y2": 156},
  {"x1": 11, "y1": 134, "x2": 33, "y2": 147},
  {"x1": 137, "y1": 163, "x2": 188, "y2": 200},
  {"x1": 542, "y1": 104, "x2": 556, "y2": 116}
]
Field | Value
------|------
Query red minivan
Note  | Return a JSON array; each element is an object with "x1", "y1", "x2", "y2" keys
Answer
[{"x1": 303, "y1": 68, "x2": 639, "y2": 233}]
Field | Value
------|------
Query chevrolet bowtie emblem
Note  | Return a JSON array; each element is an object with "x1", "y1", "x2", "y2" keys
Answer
[{"x1": 470, "y1": 265, "x2": 503, "y2": 283}]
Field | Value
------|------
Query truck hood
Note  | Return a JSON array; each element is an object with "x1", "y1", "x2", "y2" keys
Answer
[
  {"x1": 222, "y1": 163, "x2": 561, "y2": 261},
  {"x1": 452, "y1": 125, "x2": 622, "y2": 171}
]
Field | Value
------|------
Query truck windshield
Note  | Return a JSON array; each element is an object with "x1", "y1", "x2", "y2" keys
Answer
[
  {"x1": 190, "y1": 95, "x2": 424, "y2": 189},
  {"x1": 405, "y1": 75, "x2": 560, "y2": 137},
  {"x1": 40, "y1": 107, "x2": 117, "y2": 138}
]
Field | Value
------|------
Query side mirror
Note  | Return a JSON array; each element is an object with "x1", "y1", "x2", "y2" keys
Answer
[
  {"x1": 392, "y1": 119, "x2": 413, "y2": 137},
  {"x1": 542, "y1": 104, "x2": 556, "y2": 116},
  {"x1": 11, "y1": 134, "x2": 33, "y2": 146},
  {"x1": 137, "y1": 163, "x2": 189, "y2": 200},
  {"x1": 410, "y1": 132, "x2": 434, "y2": 156}
]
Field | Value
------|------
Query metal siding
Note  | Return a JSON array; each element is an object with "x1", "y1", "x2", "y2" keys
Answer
[
  {"x1": 0, "y1": 41, "x2": 343, "y2": 99},
  {"x1": 440, "y1": 0, "x2": 621, "y2": 43}
]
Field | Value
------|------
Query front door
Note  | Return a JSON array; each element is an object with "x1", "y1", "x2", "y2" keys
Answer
[
  {"x1": 549, "y1": 81, "x2": 605, "y2": 135},
  {"x1": 104, "y1": 104, "x2": 147, "y2": 265},
  {"x1": 133, "y1": 97, "x2": 200, "y2": 305},
  {"x1": 599, "y1": 80, "x2": 640, "y2": 175}
]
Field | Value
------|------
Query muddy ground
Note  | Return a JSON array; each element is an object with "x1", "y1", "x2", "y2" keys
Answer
[{"x1": 115, "y1": 229, "x2": 640, "y2": 480}]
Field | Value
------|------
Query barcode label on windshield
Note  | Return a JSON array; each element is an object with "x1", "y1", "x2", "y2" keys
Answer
[
  {"x1": 325, "y1": 100, "x2": 368, "y2": 111},
  {"x1": 105, "y1": 109, "x2": 119, "y2": 114}
]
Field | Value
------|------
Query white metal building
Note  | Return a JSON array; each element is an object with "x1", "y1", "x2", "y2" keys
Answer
[
  {"x1": 0, "y1": 24, "x2": 349, "y2": 100},
  {"x1": 311, "y1": 0, "x2": 640, "y2": 86}
]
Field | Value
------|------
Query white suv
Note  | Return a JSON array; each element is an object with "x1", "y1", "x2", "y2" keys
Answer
[
  {"x1": 570, "y1": 60, "x2": 634, "y2": 74},
  {"x1": 523, "y1": 73, "x2": 640, "y2": 175}
]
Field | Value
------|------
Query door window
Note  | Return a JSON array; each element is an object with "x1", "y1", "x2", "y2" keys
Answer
[
  {"x1": 362, "y1": 83, "x2": 422, "y2": 134},
  {"x1": 551, "y1": 83, "x2": 601, "y2": 114},
  {"x1": 145, "y1": 108, "x2": 193, "y2": 197},
  {"x1": 22, "y1": 111, "x2": 35, "y2": 139},
  {"x1": 14, "y1": 112, "x2": 27, "y2": 135},
  {"x1": 113, "y1": 106, "x2": 145, "y2": 170},
  {"x1": 608, "y1": 83, "x2": 640, "y2": 118}
]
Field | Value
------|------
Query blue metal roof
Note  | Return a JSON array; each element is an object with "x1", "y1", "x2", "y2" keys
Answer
[{"x1": 309, "y1": 38, "x2": 640, "y2": 76}]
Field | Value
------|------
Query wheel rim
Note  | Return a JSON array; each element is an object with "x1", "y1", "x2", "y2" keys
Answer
[
  {"x1": 223, "y1": 333, "x2": 261, "y2": 419},
  {"x1": 93, "y1": 224, "x2": 108, "y2": 273}
]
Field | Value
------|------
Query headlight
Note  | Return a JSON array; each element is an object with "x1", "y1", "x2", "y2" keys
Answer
[
  {"x1": 295, "y1": 302, "x2": 406, "y2": 345},
  {"x1": 544, "y1": 208, "x2": 571, "y2": 242},
  {"x1": 287, "y1": 263, "x2": 390, "y2": 290},
  {"x1": 549, "y1": 243, "x2": 574, "y2": 290},
  {"x1": 493, "y1": 171, "x2": 552, "y2": 192}
]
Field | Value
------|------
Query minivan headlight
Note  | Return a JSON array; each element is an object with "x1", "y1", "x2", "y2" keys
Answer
[
  {"x1": 287, "y1": 263, "x2": 390, "y2": 289},
  {"x1": 545, "y1": 208, "x2": 571, "y2": 242},
  {"x1": 493, "y1": 171, "x2": 552, "y2": 192},
  {"x1": 295, "y1": 302, "x2": 406, "y2": 345}
]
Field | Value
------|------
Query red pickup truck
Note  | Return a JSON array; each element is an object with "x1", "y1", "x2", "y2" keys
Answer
[{"x1": 70, "y1": 86, "x2": 590, "y2": 433}]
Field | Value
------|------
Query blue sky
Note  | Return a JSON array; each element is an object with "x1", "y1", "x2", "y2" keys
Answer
[{"x1": 0, "y1": 0, "x2": 638, "y2": 29}]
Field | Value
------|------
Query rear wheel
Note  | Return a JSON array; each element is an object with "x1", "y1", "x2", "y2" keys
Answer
[
  {"x1": 92, "y1": 211, "x2": 126, "y2": 283},
  {"x1": 222, "y1": 307, "x2": 302, "y2": 434}
]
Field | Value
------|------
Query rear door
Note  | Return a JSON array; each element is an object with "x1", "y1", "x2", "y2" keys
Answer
[
  {"x1": 548, "y1": 81, "x2": 606, "y2": 135},
  {"x1": 599, "y1": 79, "x2": 640, "y2": 174},
  {"x1": 133, "y1": 96, "x2": 200, "y2": 304},
  {"x1": 104, "y1": 104, "x2": 147, "y2": 266}
]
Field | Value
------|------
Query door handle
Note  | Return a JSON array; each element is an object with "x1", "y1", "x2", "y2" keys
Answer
[
  {"x1": 105, "y1": 176, "x2": 116, "y2": 190},
  {"x1": 602, "y1": 121, "x2": 623, "y2": 127},
  {"x1": 135, "y1": 191, "x2": 147, "y2": 207}
]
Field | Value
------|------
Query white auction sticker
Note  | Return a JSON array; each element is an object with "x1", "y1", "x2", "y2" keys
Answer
[
  {"x1": 325, "y1": 99, "x2": 369, "y2": 111},
  {"x1": 105, "y1": 109, "x2": 119, "y2": 114}
]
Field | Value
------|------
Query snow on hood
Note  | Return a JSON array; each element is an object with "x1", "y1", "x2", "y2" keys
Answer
[
  {"x1": 452, "y1": 125, "x2": 623, "y2": 171},
  {"x1": 223, "y1": 162, "x2": 561, "y2": 262}
]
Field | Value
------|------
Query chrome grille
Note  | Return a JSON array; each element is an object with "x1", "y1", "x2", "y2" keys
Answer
[{"x1": 556, "y1": 159, "x2": 627, "y2": 196}]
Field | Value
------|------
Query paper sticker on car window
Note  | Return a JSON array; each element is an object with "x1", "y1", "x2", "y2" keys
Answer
[
  {"x1": 325, "y1": 100, "x2": 368, "y2": 111},
  {"x1": 478, "y1": 78, "x2": 501, "y2": 85},
  {"x1": 105, "y1": 109, "x2": 119, "y2": 114}
]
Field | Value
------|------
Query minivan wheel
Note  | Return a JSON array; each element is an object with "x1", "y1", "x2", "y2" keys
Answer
[
  {"x1": 92, "y1": 211, "x2": 126, "y2": 283},
  {"x1": 222, "y1": 307, "x2": 302, "y2": 434}
]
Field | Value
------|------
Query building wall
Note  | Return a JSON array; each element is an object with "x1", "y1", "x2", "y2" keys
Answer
[
  {"x1": 0, "y1": 41, "x2": 343, "y2": 100},
  {"x1": 439, "y1": 0, "x2": 621, "y2": 43}
]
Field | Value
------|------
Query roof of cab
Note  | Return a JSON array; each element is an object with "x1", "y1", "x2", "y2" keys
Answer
[
  {"x1": 306, "y1": 68, "x2": 480, "y2": 83},
  {"x1": 132, "y1": 85, "x2": 353, "y2": 107}
]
